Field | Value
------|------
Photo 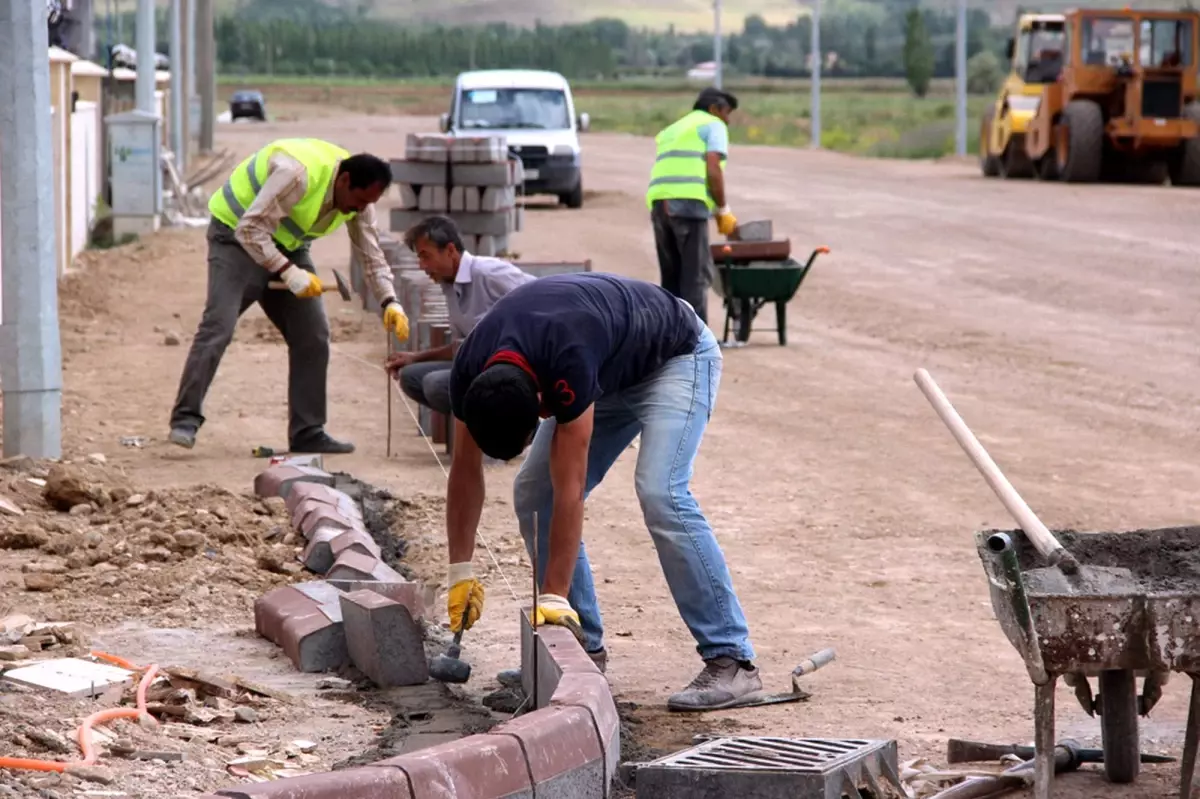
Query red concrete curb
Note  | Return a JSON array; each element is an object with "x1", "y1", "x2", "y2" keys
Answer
[
  {"x1": 295, "y1": 503, "x2": 363, "y2": 539},
  {"x1": 372, "y1": 734, "x2": 534, "y2": 797},
  {"x1": 254, "y1": 465, "x2": 334, "y2": 500},
  {"x1": 213, "y1": 764, "x2": 413, "y2": 798},
  {"x1": 284, "y1": 482, "x2": 359, "y2": 517}
]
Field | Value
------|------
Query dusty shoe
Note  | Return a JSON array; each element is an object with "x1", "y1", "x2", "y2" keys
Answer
[
  {"x1": 168, "y1": 427, "x2": 196, "y2": 449},
  {"x1": 666, "y1": 657, "x2": 763, "y2": 712},
  {"x1": 495, "y1": 648, "x2": 608, "y2": 689},
  {"x1": 289, "y1": 432, "x2": 355, "y2": 454}
]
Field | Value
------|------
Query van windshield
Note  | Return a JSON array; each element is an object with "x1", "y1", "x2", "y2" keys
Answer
[{"x1": 458, "y1": 88, "x2": 571, "y2": 130}]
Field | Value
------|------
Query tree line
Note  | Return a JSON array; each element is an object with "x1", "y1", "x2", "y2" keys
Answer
[{"x1": 92, "y1": 0, "x2": 1015, "y2": 90}]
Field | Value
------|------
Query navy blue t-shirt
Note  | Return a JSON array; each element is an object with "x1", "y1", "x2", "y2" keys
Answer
[{"x1": 450, "y1": 273, "x2": 701, "y2": 424}]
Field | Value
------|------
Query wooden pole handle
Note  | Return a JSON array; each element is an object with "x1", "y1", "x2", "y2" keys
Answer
[{"x1": 913, "y1": 368, "x2": 1077, "y2": 573}]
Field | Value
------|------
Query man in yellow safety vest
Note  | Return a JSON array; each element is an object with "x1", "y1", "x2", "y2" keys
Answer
[
  {"x1": 645, "y1": 88, "x2": 739, "y2": 325},
  {"x1": 168, "y1": 137, "x2": 409, "y2": 454}
]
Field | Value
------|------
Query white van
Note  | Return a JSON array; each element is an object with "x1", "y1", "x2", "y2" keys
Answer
[{"x1": 440, "y1": 69, "x2": 589, "y2": 209}]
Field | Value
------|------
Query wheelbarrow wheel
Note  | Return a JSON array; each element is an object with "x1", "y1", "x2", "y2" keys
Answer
[{"x1": 1099, "y1": 669, "x2": 1140, "y2": 784}]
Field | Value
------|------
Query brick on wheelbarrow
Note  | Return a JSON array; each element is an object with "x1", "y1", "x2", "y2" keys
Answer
[
  {"x1": 253, "y1": 465, "x2": 334, "y2": 500},
  {"x1": 214, "y1": 765, "x2": 414, "y2": 799},
  {"x1": 371, "y1": 733, "x2": 532, "y2": 798},
  {"x1": 710, "y1": 238, "x2": 792, "y2": 264},
  {"x1": 327, "y1": 550, "x2": 406, "y2": 584},
  {"x1": 327, "y1": 578, "x2": 424, "y2": 619},
  {"x1": 278, "y1": 582, "x2": 348, "y2": 673},
  {"x1": 490, "y1": 705, "x2": 605, "y2": 799},
  {"x1": 284, "y1": 482, "x2": 358, "y2": 517},
  {"x1": 340, "y1": 589, "x2": 428, "y2": 687}
]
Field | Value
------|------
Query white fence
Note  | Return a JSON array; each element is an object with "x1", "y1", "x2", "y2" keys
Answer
[{"x1": 70, "y1": 101, "x2": 102, "y2": 259}]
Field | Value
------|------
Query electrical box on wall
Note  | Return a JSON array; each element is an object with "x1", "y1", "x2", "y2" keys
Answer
[{"x1": 105, "y1": 109, "x2": 161, "y2": 237}]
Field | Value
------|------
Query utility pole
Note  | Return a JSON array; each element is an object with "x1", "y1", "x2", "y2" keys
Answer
[
  {"x1": 197, "y1": 0, "x2": 214, "y2": 152},
  {"x1": 169, "y1": 0, "x2": 184, "y2": 167},
  {"x1": 0, "y1": 0, "x2": 64, "y2": 458},
  {"x1": 955, "y1": 0, "x2": 968, "y2": 157},
  {"x1": 810, "y1": 0, "x2": 822, "y2": 149},
  {"x1": 713, "y1": 0, "x2": 723, "y2": 89},
  {"x1": 134, "y1": 0, "x2": 155, "y2": 112}
]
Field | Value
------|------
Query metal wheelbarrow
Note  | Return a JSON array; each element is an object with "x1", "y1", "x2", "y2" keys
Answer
[{"x1": 715, "y1": 246, "x2": 830, "y2": 346}]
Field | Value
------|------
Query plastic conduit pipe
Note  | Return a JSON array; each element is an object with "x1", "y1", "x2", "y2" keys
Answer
[{"x1": 0, "y1": 651, "x2": 160, "y2": 773}]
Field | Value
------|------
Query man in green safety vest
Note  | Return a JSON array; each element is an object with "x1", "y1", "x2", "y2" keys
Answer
[
  {"x1": 646, "y1": 87, "x2": 739, "y2": 325},
  {"x1": 167, "y1": 138, "x2": 409, "y2": 455}
]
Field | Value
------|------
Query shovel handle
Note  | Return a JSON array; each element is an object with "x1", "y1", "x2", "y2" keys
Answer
[{"x1": 913, "y1": 369, "x2": 1078, "y2": 574}]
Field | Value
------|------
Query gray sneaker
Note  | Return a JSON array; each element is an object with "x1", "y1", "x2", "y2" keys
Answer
[
  {"x1": 168, "y1": 428, "x2": 196, "y2": 449},
  {"x1": 667, "y1": 657, "x2": 764, "y2": 712},
  {"x1": 495, "y1": 648, "x2": 608, "y2": 689}
]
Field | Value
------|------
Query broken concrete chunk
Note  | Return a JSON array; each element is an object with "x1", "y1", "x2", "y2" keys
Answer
[{"x1": 3, "y1": 657, "x2": 133, "y2": 697}]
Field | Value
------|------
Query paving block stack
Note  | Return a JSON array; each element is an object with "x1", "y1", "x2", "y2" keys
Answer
[
  {"x1": 251, "y1": 465, "x2": 427, "y2": 686},
  {"x1": 389, "y1": 133, "x2": 525, "y2": 258}
]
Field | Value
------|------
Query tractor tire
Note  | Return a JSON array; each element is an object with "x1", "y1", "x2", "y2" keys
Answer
[
  {"x1": 1055, "y1": 99, "x2": 1105, "y2": 183},
  {"x1": 1169, "y1": 102, "x2": 1200, "y2": 186},
  {"x1": 980, "y1": 105, "x2": 1001, "y2": 178},
  {"x1": 1000, "y1": 137, "x2": 1036, "y2": 179}
]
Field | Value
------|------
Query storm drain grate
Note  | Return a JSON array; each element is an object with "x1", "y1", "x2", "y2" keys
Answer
[{"x1": 634, "y1": 736, "x2": 904, "y2": 799}]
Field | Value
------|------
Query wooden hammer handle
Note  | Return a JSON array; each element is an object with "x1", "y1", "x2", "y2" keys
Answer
[
  {"x1": 914, "y1": 369, "x2": 1076, "y2": 572},
  {"x1": 267, "y1": 281, "x2": 335, "y2": 292}
]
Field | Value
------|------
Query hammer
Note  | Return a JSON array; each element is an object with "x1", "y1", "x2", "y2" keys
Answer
[
  {"x1": 428, "y1": 627, "x2": 470, "y2": 684},
  {"x1": 269, "y1": 268, "x2": 352, "y2": 301}
]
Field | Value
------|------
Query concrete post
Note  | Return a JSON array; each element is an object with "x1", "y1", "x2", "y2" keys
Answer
[
  {"x1": 0, "y1": 0, "x2": 64, "y2": 458},
  {"x1": 955, "y1": 0, "x2": 968, "y2": 157},
  {"x1": 134, "y1": 0, "x2": 155, "y2": 112},
  {"x1": 197, "y1": 0, "x2": 214, "y2": 152},
  {"x1": 712, "y1": 0, "x2": 722, "y2": 90},
  {"x1": 810, "y1": 0, "x2": 822, "y2": 149},
  {"x1": 169, "y1": 0, "x2": 184, "y2": 167}
]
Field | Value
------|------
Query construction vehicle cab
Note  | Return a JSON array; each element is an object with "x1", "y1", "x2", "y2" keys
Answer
[
  {"x1": 1020, "y1": 8, "x2": 1200, "y2": 184},
  {"x1": 980, "y1": 13, "x2": 1067, "y2": 178}
]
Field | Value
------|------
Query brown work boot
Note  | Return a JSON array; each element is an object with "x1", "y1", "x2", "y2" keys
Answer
[{"x1": 666, "y1": 657, "x2": 764, "y2": 712}]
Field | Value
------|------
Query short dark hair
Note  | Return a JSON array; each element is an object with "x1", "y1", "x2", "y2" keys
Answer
[
  {"x1": 461, "y1": 364, "x2": 540, "y2": 461},
  {"x1": 403, "y1": 214, "x2": 465, "y2": 254},
  {"x1": 694, "y1": 87, "x2": 739, "y2": 113},
  {"x1": 338, "y1": 153, "x2": 393, "y2": 192}
]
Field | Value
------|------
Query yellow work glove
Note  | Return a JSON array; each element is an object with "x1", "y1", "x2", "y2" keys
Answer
[
  {"x1": 447, "y1": 562, "x2": 484, "y2": 633},
  {"x1": 279, "y1": 265, "x2": 324, "y2": 298},
  {"x1": 715, "y1": 206, "x2": 738, "y2": 237},
  {"x1": 383, "y1": 301, "x2": 410, "y2": 343},
  {"x1": 532, "y1": 593, "x2": 584, "y2": 644}
]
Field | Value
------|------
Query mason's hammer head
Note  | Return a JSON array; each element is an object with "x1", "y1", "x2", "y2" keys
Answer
[{"x1": 330, "y1": 269, "x2": 352, "y2": 302}]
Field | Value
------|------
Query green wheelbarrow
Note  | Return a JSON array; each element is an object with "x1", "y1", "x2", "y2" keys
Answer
[{"x1": 716, "y1": 245, "x2": 830, "y2": 346}]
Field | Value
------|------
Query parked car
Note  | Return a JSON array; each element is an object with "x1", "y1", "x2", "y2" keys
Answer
[
  {"x1": 229, "y1": 90, "x2": 267, "y2": 122},
  {"x1": 440, "y1": 69, "x2": 589, "y2": 209}
]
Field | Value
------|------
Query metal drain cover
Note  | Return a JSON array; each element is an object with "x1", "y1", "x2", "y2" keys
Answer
[{"x1": 634, "y1": 736, "x2": 902, "y2": 799}]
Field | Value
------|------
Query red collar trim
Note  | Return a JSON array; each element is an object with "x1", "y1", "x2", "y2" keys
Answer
[{"x1": 485, "y1": 350, "x2": 551, "y2": 418}]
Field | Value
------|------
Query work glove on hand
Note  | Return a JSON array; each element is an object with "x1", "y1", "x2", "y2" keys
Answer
[
  {"x1": 532, "y1": 593, "x2": 584, "y2": 644},
  {"x1": 715, "y1": 206, "x2": 738, "y2": 237},
  {"x1": 279, "y1": 265, "x2": 324, "y2": 298},
  {"x1": 383, "y1": 301, "x2": 410, "y2": 343},
  {"x1": 447, "y1": 562, "x2": 485, "y2": 633}
]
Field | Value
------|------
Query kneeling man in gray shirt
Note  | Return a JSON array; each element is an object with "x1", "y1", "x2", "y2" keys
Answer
[{"x1": 386, "y1": 215, "x2": 534, "y2": 414}]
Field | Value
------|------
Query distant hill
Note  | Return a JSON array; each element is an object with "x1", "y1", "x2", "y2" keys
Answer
[{"x1": 208, "y1": 0, "x2": 1196, "y2": 33}]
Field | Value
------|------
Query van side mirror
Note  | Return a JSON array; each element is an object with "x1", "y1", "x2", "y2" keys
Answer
[
  {"x1": 1006, "y1": 37, "x2": 1015, "y2": 60},
  {"x1": 439, "y1": 112, "x2": 450, "y2": 133},
  {"x1": 577, "y1": 112, "x2": 590, "y2": 132}
]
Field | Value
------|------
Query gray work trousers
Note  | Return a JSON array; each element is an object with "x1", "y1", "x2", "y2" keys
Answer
[
  {"x1": 169, "y1": 220, "x2": 330, "y2": 443},
  {"x1": 651, "y1": 200, "x2": 715, "y2": 325},
  {"x1": 397, "y1": 361, "x2": 452, "y2": 415}
]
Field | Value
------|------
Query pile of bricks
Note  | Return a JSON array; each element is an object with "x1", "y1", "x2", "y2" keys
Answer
[
  {"x1": 202, "y1": 608, "x2": 619, "y2": 799},
  {"x1": 388, "y1": 133, "x2": 524, "y2": 258},
  {"x1": 251, "y1": 464, "x2": 428, "y2": 687}
]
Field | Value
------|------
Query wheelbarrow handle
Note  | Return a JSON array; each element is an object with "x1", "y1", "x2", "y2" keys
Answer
[{"x1": 802, "y1": 246, "x2": 831, "y2": 270}]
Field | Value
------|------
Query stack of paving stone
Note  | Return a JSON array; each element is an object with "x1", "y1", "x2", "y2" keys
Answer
[
  {"x1": 388, "y1": 132, "x2": 525, "y2": 257},
  {"x1": 251, "y1": 463, "x2": 429, "y2": 687}
]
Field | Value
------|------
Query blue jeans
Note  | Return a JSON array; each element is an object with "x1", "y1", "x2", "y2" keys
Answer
[{"x1": 512, "y1": 323, "x2": 755, "y2": 662}]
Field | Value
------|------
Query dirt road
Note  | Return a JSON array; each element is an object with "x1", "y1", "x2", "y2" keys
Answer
[{"x1": 40, "y1": 106, "x2": 1200, "y2": 795}]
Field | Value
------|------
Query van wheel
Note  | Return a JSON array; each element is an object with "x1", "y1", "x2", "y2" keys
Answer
[{"x1": 561, "y1": 182, "x2": 583, "y2": 209}]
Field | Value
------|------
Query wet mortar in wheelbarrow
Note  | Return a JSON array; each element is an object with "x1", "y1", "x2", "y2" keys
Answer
[{"x1": 978, "y1": 525, "x2": 1200, "y2": 799}]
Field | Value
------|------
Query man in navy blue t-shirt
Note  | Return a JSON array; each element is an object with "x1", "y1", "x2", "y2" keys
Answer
[{"x1": 442, "y1": 272, "x2": 761, "y2": 712}]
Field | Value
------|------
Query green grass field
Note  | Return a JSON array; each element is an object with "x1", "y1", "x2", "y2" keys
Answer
[{"x1": 219, "y1": 75, "x2": 989, "y2": 158}]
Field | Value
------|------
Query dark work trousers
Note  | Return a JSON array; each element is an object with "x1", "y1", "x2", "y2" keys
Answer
[
  {"x1": 651, "y1": 199, "x2": 714, "y2": 325},
  {"x1": 397, "y1": 361, "x2": 453, "y2": 415},
  {"x1": 169, "y1": 220, "x2": 330, "y2": 443}
]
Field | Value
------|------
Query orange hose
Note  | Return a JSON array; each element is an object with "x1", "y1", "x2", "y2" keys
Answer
[{"x1": 0, "y1": 659, "x2": 159, "y2": 773}]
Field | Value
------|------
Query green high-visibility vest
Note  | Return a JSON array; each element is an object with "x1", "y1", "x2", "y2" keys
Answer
[
  {"x1": 645, "y1": 110, "x2": 725, "y2": 210},
  {"x1": 208, "y1": 138, "x2": 356, "y2": 251}
]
